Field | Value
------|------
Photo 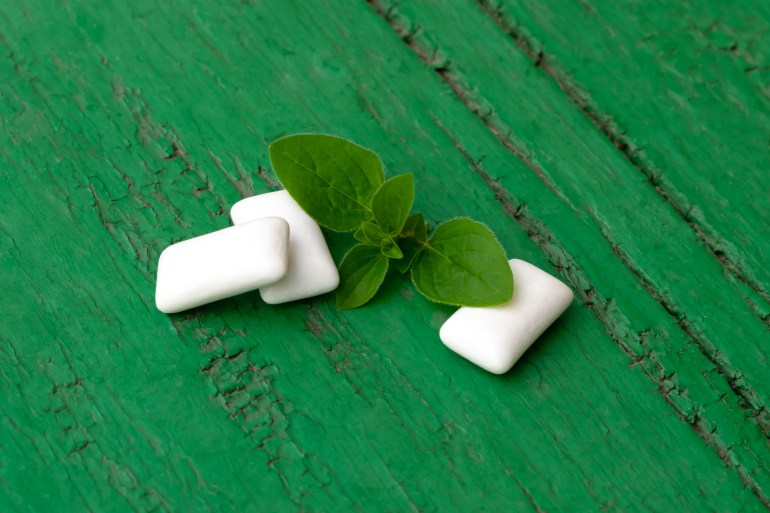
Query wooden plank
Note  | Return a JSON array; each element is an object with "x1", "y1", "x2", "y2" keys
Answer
[
  {"x1": 477, "y1": 0, "x2": 770, "y2": 315},
  {"x1": 368, "y1": 0, "x2": 770, "y2": 493},
  {"x1": 0, "y1": 0, "x2": 766, "y2": 511}
]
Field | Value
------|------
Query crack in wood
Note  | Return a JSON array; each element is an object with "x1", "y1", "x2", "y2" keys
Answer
[{"x1": 475, "y1": 0, "x2": 770, "y2": 324}]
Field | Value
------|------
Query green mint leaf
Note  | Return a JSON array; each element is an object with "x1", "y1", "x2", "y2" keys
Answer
[
  {"x1": 395, "y1": 239, "x2": 424, "y2": 273},
  {"x1": 372, "y1": 173, "x2": 414, "y2": 235},
  {"x1": 355, "y1": 222, "x2": 402, "y2": 258},
  {"x1": 269, "y1": 134, "x2": 385, "y2": 231},
  {"x1": 411, "y1": 219, "x2": 513, "y2": 306},
  {"x1": 381, "y1": 240, "x2": 403, "y2": 259},
  {"x1": 400, "y1": 213, "x2": 428, "y2": 243},
  {"x1": 353, "y1": 227, "x2": 369, "y2": 245},
  {"x1": 396, "y1": 213, "x2": 428, "y2": 272},
  {"x1": 336, "y1": 244, "x2": 390, "y2": 310},
  {"x1": 354, "y1": 221, "x2": 390, "y2": 247}
]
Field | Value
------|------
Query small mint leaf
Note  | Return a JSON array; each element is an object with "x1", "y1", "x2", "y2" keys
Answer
[
  {"x1": 381, "y1": 240, "x2": 403, "y2": 259},
  {"x1": 353, "y1": 226, "x2": 370, "y2": 245},
  {"x1": 411, "y1": 219, "x2": 513, "y2": 306},
  {"x1": 396, "y1": 240, "x2": 424, "y2": 273},
  {"x1": 355, "y1": 221, "x2": 390, "y2": 247},
  {"x1": 372, "y1": 173, "x2": 414, "y2": 235},
  {"x1": 336, "y1": 244, "x2": 390, "y2": 310},
  {"x1": 269, "y1": 134, "x2": 384, "y2": 232},
  {"x1": 400, "y1": 213, "x2": 428, "y2": 243}
]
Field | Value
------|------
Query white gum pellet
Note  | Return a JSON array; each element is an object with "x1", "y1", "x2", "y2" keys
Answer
[
  {"x1": 440, "y1": 259, "x2": 574, "y2": 374},
  {"x1": 155, "y1": 217, "x2": 290, "y2": 314},
  {"x1": 230, "y1": 190, "x2": 339, "y2": 304}
]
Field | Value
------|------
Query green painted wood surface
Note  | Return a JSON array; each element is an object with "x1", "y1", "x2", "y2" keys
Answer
[{"x1": 1, "y1": 1, "x2": 768, "y2": 511}]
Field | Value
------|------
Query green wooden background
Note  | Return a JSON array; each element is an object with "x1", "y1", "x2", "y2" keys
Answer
[{"x1": 2, "y1": 0, "x2": 769, "y2": 511}]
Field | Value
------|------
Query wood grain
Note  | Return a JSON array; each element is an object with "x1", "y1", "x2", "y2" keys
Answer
[
  {"x1": 482, "y1": 0, "x2": 770, "y2": 303},
  {"x1": 1, "y1": 0, "x2": 768, "y2": 511}
]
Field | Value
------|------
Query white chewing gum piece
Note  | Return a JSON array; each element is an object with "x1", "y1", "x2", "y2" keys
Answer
[
  {"x1": 155, "y1": 217, "x2": 290, "y2": 314},
  {"x1": 230, "y1": 190, "x2": 339, "y2": 304},
  {"x1": 439, "y1": 259, "x2": 574, "y2": 374}
]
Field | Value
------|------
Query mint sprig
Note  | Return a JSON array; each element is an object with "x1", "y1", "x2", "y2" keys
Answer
[{"x1": 268, "y1": 134, "x2": 513, "y2": 310}]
